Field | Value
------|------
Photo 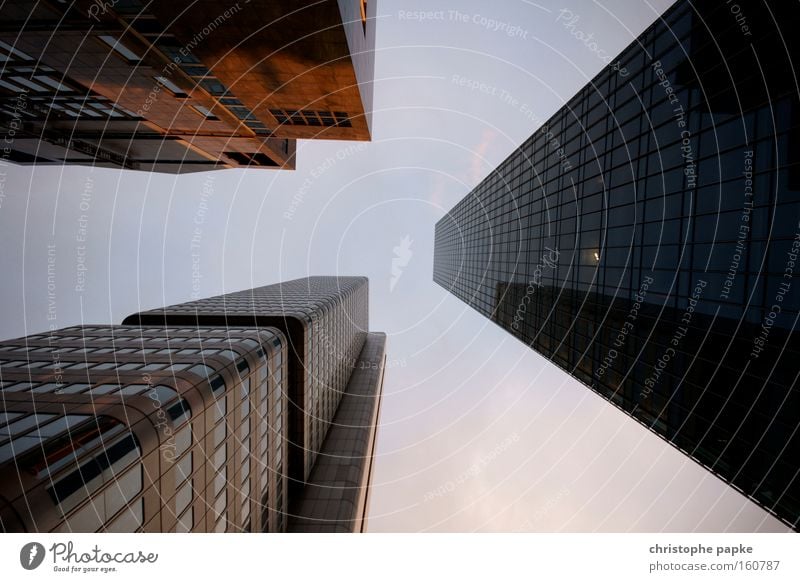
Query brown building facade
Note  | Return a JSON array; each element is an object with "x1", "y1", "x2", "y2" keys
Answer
[{"x1": 0, "y1": 0, "x2": 375, "y2": 173}]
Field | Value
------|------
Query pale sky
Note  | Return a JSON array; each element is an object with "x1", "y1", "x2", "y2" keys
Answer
[{"x1": 0, "y1": 0, "x2": 789, "y2": 532}]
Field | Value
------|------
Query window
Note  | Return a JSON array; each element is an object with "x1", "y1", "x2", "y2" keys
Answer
[
  {"x1": 154, "y1": 76, "x2": 187, "y2": 98},
  {"x1": 105, "y1": 498, "x2": 144, "y2": 532},
  {"x1": 118, "y1": 385, "x2": 150, "y2": 396},
  {"x1": 156, "y1": 43, "x2": 200, "y2": 64},
  {"x1": 197, "y1": 78, "x2": 226, "y2": 96},
  {"x1": 87, "y1": 384, "x2": 120, "y2": 395},
  {"x1": 224, "y1": 152, "x2": 278, "y2": 167},
  {"x1": 175, "y1": 480, "x2": 192, "y2": 515},
  {"x1": 167, "y1": 399, "x2": 191, "y2": 425},
  {"x1": 269, "y1": 109, "x2": 351, "y2": 128},
  {"x1": 0, "y1": 412, "x2": 24, "y2": 425},
  {"x1": 190, "y1": 104, "x2": 219, "y2": 120},
  {"x1": 8, "y1": 76, "x2": 47, "y2": 92},
  {"x1": 175, "y1": 451, "x2": 192, "y2": 484},
  {"x1": 174, "y1": 425, "x2": 191, "y2": 456},
  {"x1": 98, "y1": 35, "x2": 141, "y2": 62},
  {"x1": 0, "y1": 413, "x2": 57, "y2": 437},
  {"x1": 0, "y1": 40, "x2": 33, "y2": 61},
  {"x1": 187, "y1": 364, "x2": 215, "y2": 378},
  {"x1": 33, "y1": 75, "x2": 71, "y2": 92},
  {"x1": 54, "y1": 384, "x2": 91, "y2": 395},
  {"x1": 175, "y1": 507, "x2": 192, "y2": 532},
  {"x1": 0, "y1": 79, "x2": 27, "y2": 92},
  {"x1": 210, "y1": 375, "x2": 226, "y2": 394},
  {"x1": 48, "y1": 432, "x2": 140, "y2": 513}
]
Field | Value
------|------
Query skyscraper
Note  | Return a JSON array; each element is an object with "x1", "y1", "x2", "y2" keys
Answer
[
  {"x1": 434, "y1": 0, "x2": 799, "y2": 529},
  {"x1": 0, "y1": 277, "x2": 385, "y2": 532},
  {"x1": 0, "y1": 0, "x2": 375, "y2": 172},
  {"x1": 0, "y1": 324, "x2": 287, "y2": 533},
  {"x1": 123, "y1": 276, "x2": 372, "y2": 487}
]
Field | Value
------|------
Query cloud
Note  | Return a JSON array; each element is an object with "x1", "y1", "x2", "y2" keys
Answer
[{"x1": 470, "y1": 128, "x2": 497, "y2": 184}]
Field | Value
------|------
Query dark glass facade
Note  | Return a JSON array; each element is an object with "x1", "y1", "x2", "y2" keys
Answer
[{"x1": 434, "y1": 0, "x2": 800, "y2": 529}]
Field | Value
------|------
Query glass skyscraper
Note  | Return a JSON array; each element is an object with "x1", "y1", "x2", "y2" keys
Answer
[
  {"x1": 434, "y1": 0, "x2": 799, "y2": 529},
  {"x1": 0, "y1": 277, "x2": 385, "y2": 532}
]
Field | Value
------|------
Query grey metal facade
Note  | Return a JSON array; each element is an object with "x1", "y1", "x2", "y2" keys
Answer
[
  {"x1": 0, "y1": 325, "x2": 287, "y2": 533},
  {"x1": 434, "y1": 0, "x2": 799, "y2": 529},
  {"x1": 1, "y1": 277, "x2": 383, "y2": 533},
  {"x1": 123, "y1": 276, "x2": 370, "y2": 486}
]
